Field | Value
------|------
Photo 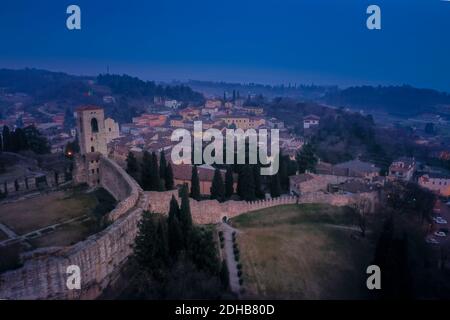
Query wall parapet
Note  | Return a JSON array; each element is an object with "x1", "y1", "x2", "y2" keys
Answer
[{"x1": 146, "y1": 190, "x2": 379, "y2": 224}]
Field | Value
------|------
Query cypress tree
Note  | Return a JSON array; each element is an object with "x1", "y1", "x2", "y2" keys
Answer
[
  {"x1": 167, "y1": 196, "x2": 185, "y2": 256},
  {"x1": 2, "y1": 126, "x2": 10, "y2": 152},
  {"x1": 270, "y1": 173, "x2": 282, "y2": 198},
  {"x1": 190, "y1": 165, "x2": 201, "y2": 200},
  {"x1": 253, "y1": 164, "x2": 264, "y2": 199},
  {"x1": 238, "y1": 165, "x2": 256, "y2": 201},
  {"x1": 279, "y1": 155, "x2": 289, "y2": 191},
  {"x1": 133, "y1": 211, "x2": 168, "y2": 279},
  {"x1": 296, "y1": 143, "x2": 318, "y2": 174},
  {"x1": 211, "y1": 168, "x2": 225, "y2": 202},
  {"x1": 150, "y1": 152, "x2": 162, "y2": 191},
  {"x1": 126, "y1": 152, "x2": 139, "y2": 181},
  {"x1": 225, "y1": 166, "x2": 234, "y2": 199},
  {"x1": 141, "y1": 151, "x2": 153, "y2": 190},
  {"x1": 179, "y1": 184, "x2": 193, "y2": 240},
  {"x1": 159, "y1": 150, "x2": 167, "y2": 187},
  {"x1": 165, "y1": 162, "x2": 174, "y2": 190}
]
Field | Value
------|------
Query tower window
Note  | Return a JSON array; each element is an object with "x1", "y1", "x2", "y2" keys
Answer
[
  {"x1": 91, "y1": 146, "x2": 95, "y2": 152},
  {"x1": 91, "y1": 118, "x2": 99, "y2": 133}
]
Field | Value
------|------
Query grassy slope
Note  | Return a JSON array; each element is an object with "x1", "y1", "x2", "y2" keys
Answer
[{"x1": 232, "y1": 204, "x2": 376, "y2": 299}]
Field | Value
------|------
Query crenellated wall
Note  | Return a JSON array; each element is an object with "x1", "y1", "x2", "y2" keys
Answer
[
  {"x1": 0, "y1": 172, "x2": 68, "y2": 196},
  {"x1": 146, "y1": 190, "x2": 379, "y2": 224}
]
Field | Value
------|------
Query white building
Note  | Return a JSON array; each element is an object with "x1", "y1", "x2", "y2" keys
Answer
[
  {"x1": 303, "y1": 115, "x2": 320, "y2": 129},
  {"x1": 164, "y1": 100, "x2": 181, "y2": 109}
]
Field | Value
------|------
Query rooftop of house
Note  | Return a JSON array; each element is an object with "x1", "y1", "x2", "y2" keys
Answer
[
  {"x1": 390, "y1": 158, "x2": 416, "y2": 172},
  {"x1": 304, "y1": 114, "x2": 320, "y2": 121},
  {"x1": 171, "y1": 163, "x2": 228, "y2": 182},
  {"x1": 75, "y1": 105, "x2": 103, "y2": 112},
  {"x1": 420, "y1": 173, "x2": 450, "y2": 180},
  {"x1": 335, "y1": 159, "x2": 380, "y2": 174},
  {"x1": 337, "y1": 180, "x2": 378, "y2": 194},
  {"x1": 289, "y1": 173, "x2": 315, "y2": 184}
]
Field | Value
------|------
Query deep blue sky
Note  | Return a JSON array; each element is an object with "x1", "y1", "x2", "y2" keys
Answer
[{"x1": 1, "y1": 0, "x2": 449, "y2": 91}]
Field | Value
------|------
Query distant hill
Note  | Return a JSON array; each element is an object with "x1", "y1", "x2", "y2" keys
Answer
[
  {"x1": 97, "y1": 74, "x2": 204, "y2": 104},
  {"x1": 0, "y1": 68, "x2": 92, "y2": 102},
  {"x1": 185, "y1": 80, "x2": 336, "y2": 100},
  {"x1": 324, "y1": 85, "x2": 450, "y2": 116},
  {"x1": 0, "y1": 69, "x2": 205, "y2": 123}
]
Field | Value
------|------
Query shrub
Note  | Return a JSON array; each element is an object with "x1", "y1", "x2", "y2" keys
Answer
[
  {"x1": 234, "y1": 254, "x2": 240, "y2": 262},
  {"x1": 233, "y1": 248, "x2": 239, "y2": 255},
  {"x1": 238, "y1": 270, "x2": 242, "y2": 277},
  {"x1": 239, "y1": 279, "x2": 243, "y2": 285},
  {"x1": 237, "y1": 263, "x2": 242, "y2": 270}
]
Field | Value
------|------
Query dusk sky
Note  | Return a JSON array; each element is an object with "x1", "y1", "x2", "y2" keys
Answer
[{"x1": 1, "y1": 0, "x2": 449, "y2": 91}]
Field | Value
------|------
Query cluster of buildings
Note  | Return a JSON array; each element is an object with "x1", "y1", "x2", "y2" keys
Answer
[{"x1": 289, "y1": 156, "x2": 450, "y2": 198}]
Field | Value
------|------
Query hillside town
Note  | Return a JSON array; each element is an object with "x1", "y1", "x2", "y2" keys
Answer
[{"x1": 1, "y1": 70, "x2": 450, "y2": 301}]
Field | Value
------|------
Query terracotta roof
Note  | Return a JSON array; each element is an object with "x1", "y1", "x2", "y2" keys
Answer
[
  {"x1": 76, "y1": 105, "x2": 103, "y2": 112},
  {"x1": 290, "y1": 173, "x2": 315, "y2": 184},
  {"x1": 172, "y1": 163, "x2": 227, "y2": 182},
  {"x1": 304, "y1": 114, "x2": 320, "y2": 121}
]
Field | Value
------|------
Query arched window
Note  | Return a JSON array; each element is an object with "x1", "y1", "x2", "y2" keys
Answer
[
  {"x1": 91, "y1": 146, "x2": 95, "y2": 152},
  {"x1": 91, "y1": 118, "x2": 99, "y2": 133}
]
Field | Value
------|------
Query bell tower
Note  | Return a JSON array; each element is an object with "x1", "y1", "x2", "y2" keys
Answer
[
  {"x1": 73, "y1": 106, "x2": 108, "y2": 186},
  {"x1": 75, "y1": 106, "x2": 108, "y2": 156}
]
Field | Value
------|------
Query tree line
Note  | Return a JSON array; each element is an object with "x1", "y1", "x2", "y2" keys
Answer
[
  {"x1": 1, "y1": 125, "x2": 50, "y2": 154},
  {"x1": 125, "y1": 184, "x2": 231, "y2": 299},
  {"x1": 126, "y1": 148, "x2": 299, "y2": 202},
  {"x1": 97, "y1": 74, "x2": 205, "y2": 104}
]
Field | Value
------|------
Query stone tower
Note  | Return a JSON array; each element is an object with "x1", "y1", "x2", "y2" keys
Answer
[
  {"x1": 75, "y1": 106, "x2": 108, "y2": 156},
  {"x1": 73, "y1": 106, "x2": 108, "y2": 186}
]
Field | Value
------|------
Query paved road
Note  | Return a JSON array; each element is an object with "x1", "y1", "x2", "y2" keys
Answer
[{"x1": 219, "y1": 222, "x2": 241, "y2": 296}]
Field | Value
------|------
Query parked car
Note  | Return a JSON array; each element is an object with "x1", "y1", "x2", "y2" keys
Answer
[
  {"x1": 433, "y1": 217, "x2": 448, "y2": 224},
  {"x1": 434, "y1": 231, "x2": 447, "y2": 237},
  {"x1": 426, "y1": 237, "x2": 440, "y2": 244}
]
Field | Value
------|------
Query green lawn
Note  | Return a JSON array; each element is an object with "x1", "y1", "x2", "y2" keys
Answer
[
  {"x1": 29, "y1": 219, "x2": 98, "y2": 248},
  {"x1": 231, "y1": 204, "x2": 376, "y2": 299}
]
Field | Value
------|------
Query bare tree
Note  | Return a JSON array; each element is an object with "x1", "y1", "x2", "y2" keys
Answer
[{"x1": 352, "y1": 198, "x2": 371, "y2": 238}]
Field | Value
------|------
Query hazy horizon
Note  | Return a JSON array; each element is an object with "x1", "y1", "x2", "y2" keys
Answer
[{"x1": 1, "y1": 0, "x2": 449, "y2": 91}]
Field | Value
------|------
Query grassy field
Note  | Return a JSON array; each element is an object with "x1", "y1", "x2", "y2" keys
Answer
[
  {"x1": 231, "y1": 204, "x2": 377, "y2": 300},
  {"x1": 29, "y1": 219, "x2": 98, "y2": 248},
  {"x1": 0, "y1": 189, "x2": 97, "y2": 235}
]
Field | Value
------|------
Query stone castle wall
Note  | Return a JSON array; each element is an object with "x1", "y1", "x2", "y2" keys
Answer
[
  {"x1": 0, "y1": 157, "x2": 144, "y2": 300},
  {"x1": 0, "y1": 172, "x2": 69, "y2": 196},
  {"x1": 146, "y1": 189, "x2": 379, "y2": 224},
  {"x1": 0, "y1": 155, "x2": 379, "y2": 300}
]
